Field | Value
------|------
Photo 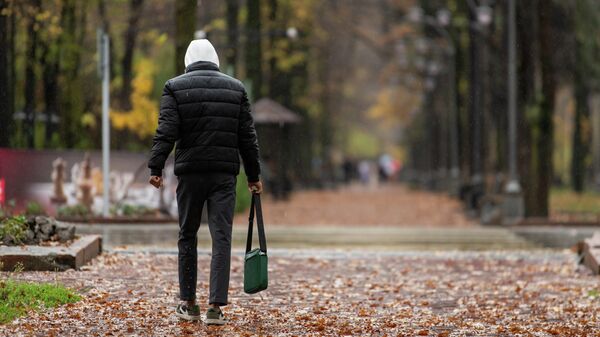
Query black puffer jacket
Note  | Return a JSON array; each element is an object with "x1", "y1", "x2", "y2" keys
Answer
[{"x1": 148, "y1": 61, "x2": 260, "y2": 182}]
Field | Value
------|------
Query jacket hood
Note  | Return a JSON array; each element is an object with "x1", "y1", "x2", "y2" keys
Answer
[{"x1": 184, "y1": 39, "x2": 220, "y2": 68}]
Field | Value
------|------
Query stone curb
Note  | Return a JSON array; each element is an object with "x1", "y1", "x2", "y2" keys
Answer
[{"x1": 0, "y1": 235, "x2": 102, "y2": 271}]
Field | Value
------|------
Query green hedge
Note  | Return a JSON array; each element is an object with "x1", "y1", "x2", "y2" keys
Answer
[{"x1": 236, "y1": 171, "x2": 251, "y2": 214}]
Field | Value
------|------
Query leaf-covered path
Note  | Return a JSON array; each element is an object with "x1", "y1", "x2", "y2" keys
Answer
[
  {"x1": 1, "y1": 250, "x2": 598, "y2": 336},
  {"x1": 233, "y1": 184, "x2": 476, "y2": 227}
]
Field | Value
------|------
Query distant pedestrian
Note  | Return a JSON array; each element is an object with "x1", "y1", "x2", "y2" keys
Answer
[
  {"x1": 342, "y1": 158, "x2": 354, "y2": 183},
  {"x1": 148, "y1": 39, "x2": 262, "y2": 325},
  {"x1": 378, "y1": 153, "x2": 396, "y2": 182},
  {"x1": 358, "y1": 160, "x2": 371, "y2": 185}
]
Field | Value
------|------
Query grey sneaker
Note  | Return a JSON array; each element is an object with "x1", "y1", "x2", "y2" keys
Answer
[
  {"x1": 205, "y1": 307, "x2": 227, "y2": 325},
  {"x1": 175, "y1": 304, "x2": 201, "y2": 321}
]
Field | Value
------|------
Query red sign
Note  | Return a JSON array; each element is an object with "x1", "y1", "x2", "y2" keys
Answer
[
  {"x1": 0, "y1": 178, "x2": 6, "y2": 205},
  {"x1": 0, "y1": 178, "x2": 4, "y2": 205}
]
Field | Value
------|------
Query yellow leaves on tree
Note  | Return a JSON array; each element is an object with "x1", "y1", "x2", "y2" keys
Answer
[
  {"x1": 365, "y1": 87, "x2": 420, "y2": 161},
  {"x1": 367, "y1": 87, "x2": 420, "y2": 129},
  {"x1": 110, "y1": 59, "x2": 158, "y2": 139}
]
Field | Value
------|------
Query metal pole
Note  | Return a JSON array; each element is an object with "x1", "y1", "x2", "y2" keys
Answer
[
  {"x1": 101, "y1": 33, "x2": 110, "y2": 217},
  {"x1": 467, "y1": 12, "x2": 484, "y2": 210},
  {"x1": 448, "y1": 49, "x2": 460, "y2": 191},
  {"x1": 506, "y1": 0, "x2": 519, "y2": 192},
  {"x1": 425, "y1": 80, "x2": 436, "y2": 189},
  {"x1": 424, "y1": 17, "x2": 460, "y2": 194},
  {"x1": 502, "y1": 0, "x2": 523, "y2": 223},
  {"x1": 472, "y1": 30, "x2": 482, "y2": 185},
  {"x1": 418, "y1": 16, "x2": 459, "y2": 192}
]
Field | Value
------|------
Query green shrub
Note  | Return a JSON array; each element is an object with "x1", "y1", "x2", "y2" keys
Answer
[
  {"x1": 0, "y1": 280, "x2": 81, "y2": 324},
  {"x1": 0, "y1": 215, "x2": 27, "y2": 244},
  {"x1": 122, "y1": 204, "x2": 145, "y2": 216},
  {"x1": 57, "y1": 204, "x2": 91, "y2": 219},
  {"x1": 110, "y1": 203, "x2": 152, "y2": 217},
  {"x1": 24, "y1": 201, "x2": 45, "y2": 216},
  {"x1": 235, "y1": 171, "x2": 251, "y2": 214}
]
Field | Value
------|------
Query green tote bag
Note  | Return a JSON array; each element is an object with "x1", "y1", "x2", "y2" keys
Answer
[{"x1": 244, "y1": 193, "x2": 268, "y2": 294}]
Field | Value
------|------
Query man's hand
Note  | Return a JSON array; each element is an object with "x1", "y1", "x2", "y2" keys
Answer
[
  {"x1": 149, "y1": 176, "x2": 163, "y2": 189},
  {"x1": 248, "y1": 181, "x2": 263, "y2": 194}
]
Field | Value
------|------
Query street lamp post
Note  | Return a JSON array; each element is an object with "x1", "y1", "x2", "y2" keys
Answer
[
  {"x1": 435, "y1": 10, "x2": 460, "y2": 196},
  {"x1": 446, "y1": 47, "x2": 460, "y2": 195},
  {"x1": 409, "y1": 7, "x2": 460, "y2": 195},
  {"x1": 97, "y1": 29, "x2": 111, "y2": 218},
  {"x1": 426, "y1": 60, "x2": 441, "y2": 190},
  {"x1": 425, "y1": 55, "x2": 448, "y2": 192},
  {"x1": 502, "y1": 0, "x2": 524, "y2": 223},
  {"x1": 466, "y1": 1, "x2": 493, "y2": 210}
]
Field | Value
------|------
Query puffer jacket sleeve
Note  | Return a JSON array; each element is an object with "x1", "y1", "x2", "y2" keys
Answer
[
  {"x1": 148, "y1": 82, "x2": 180, "y2": 176},
  {"x1": 238, "y1": 89, "x2": 261, "y2": 182}
]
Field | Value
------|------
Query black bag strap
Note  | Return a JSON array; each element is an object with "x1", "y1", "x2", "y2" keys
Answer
[{"x1": 246, "y1": 193, "x2": 267, "y2": 254}]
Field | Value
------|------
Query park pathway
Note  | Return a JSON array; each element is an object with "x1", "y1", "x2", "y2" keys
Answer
[
  {"x1": 73, "y1": 183, "x2": 596, "y2": 250},
  {"x1": 2, "y1": 184, "x2": 599, "y2": 335},
  {"x1": 1, "y1": 250, "x2": 598, "y2": 336},
  {"x1": 233, "y1": 183, "x2": 476, "y2": 226}
]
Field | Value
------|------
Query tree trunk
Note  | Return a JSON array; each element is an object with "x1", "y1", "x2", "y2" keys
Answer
[
  {"x1": 245, "y1": 0, "x2": 262, "y2": 99},
  {"x1": 571, "y1": 0, "x2": 593, "y2": 193},
  {"x1": 119, "y1": 0, "x2": 145, "y2": 110},
  {"x1": 318, "y1": 47, "x2": 333, "y2": 181},
  {"x1": 268, "y1": 0, "x2": 278, "y2": 98},
  {"x1": 532, "y1": 0, "x2": 559, "y2": 216},
  {"x1": 453, "y1": 0, "x2": 470, "y2": 182},
  {"x1": 59, "y1": 0, "x2": 85, "y2": 148},
  {"x1": 572, "y1": 70, "x2": 590, "y2": 193},
  {"x1": 290, "y1": 44, "x2": 312, "y2": 184},
  {"x1": 225, "y1": 0, "x2": 239, "y2": 74},
  {"x1": 174, "y1": 0, "x2": 196, "y2": 75},
  {"x1": 516, "y1": 0, "x2": 538, "y2": 217},
  {"x1": 0, "y1": 0, "x2": 13, "y2": 147},
  {"x1": 491, "y1": 2, "x2": 508, "y2": 174},
  {"x1": 468, "y1": 9, "x2": 483, "y2": 184},
  {"x1": 267, "y1": 0, "x2": 291, "y2": 104},
  {"x1": 24, "y1": 0, "x2": 42, "y2": 148},
  {"x1": 39, "y1": 37, "x2": 60, "y2": 147}
]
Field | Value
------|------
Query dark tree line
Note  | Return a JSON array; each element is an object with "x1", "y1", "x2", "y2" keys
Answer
[
  {"x1": 0, "y1": 0, "x2": 15, "y2": 147},
  {"x1": 0, "y1": 0, "x2": 322, "y2": 182},
  {"x1": 174, "y1": 0, "x2": 195, "y2": 76},
  {"x1": 2, "y1": 0, "x2": 598, "y2": 217},
  {"x1": 404, "y1": 0, "x2": 598, "y2": 216}
]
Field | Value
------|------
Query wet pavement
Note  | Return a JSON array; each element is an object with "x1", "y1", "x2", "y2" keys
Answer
[
  {"x1": 72, "y1": 222, "x2": 597, "y2": 251},
  {"x1": 71, "y1": 184, "x2": 598, "y2": 252}
]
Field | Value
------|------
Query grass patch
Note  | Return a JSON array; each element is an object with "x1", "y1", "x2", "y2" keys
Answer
[
  {"x1": 0, "y1": 279, "x2": 81, "y2": 324},
  {"x1": 550, "y1": 188, "x2": 600, "y2": 215}
]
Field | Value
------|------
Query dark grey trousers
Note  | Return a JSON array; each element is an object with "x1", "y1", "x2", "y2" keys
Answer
[{"x1": 176, "y1": 173, "x2": 236, "y2": 306}]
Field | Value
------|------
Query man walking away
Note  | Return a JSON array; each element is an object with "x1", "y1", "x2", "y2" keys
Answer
[{"x1": 148, "y1": 39, "x2": 262, "y2": 325}]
